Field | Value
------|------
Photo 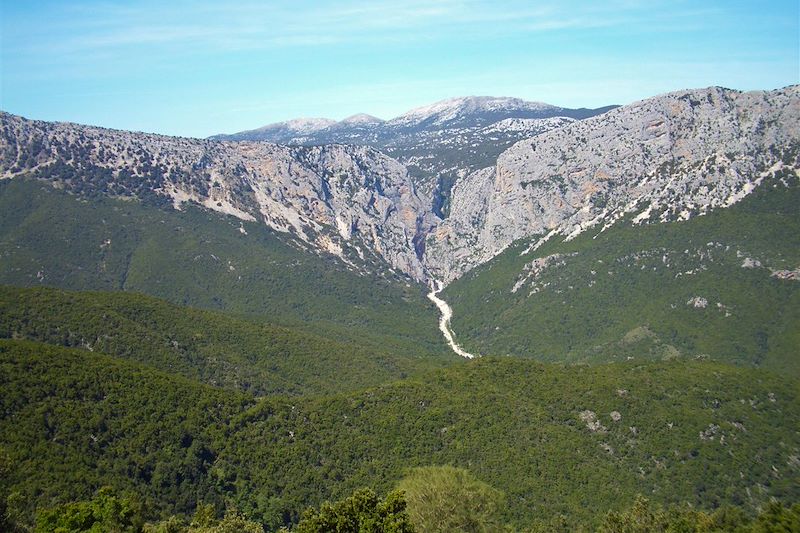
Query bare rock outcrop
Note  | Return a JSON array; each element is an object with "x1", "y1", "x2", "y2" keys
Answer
[
  {"x1": 425, "y1": 86, "x2": 800, "y2": 283},
  {"x1": 0, "y1": 113, "x2": 436, "y2": 280},
  {"x1": 2, "y1": 86, "x2": 798, "y2": 285}
]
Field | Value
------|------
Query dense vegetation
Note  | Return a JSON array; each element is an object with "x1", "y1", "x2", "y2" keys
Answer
[
  {"x1": 17, "y1": 486, "x2": 800, "y2": 532},
  {"x1": 0, "y1": 286, "x2": 452, "y2": 396},
  {"x1": 1, "y1": 171, "x2": 798, "y2": 531},
  {"x1": 0, "y1": 178, "x2": 445, "y2": 358},
  {"x1": 2, "y1": 339, "x2": 797, "y2": 531},
  {"x1": 223, "y1": 356, "x2": 799, "y2": 530},
  {"x1": 445, "y1": 175, "x2": 800, "y2": 375},
  {"x1": 597, "y1": 497, "x2": 800, "y2": 533},
  {"x1": 293, "y1": 488, "x2": 412, "y2": 533},
  {"x1": 0, "y1": 340, "x2": 250, "y2": 522}
]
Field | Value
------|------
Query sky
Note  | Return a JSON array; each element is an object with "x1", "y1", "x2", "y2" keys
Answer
[{"x1": 1, "y1": 0, "x2": 798, "y2": 138}]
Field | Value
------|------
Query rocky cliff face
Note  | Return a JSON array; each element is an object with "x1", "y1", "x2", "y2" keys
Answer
[
  {"x1": 0, "y1": 113, "x2": 436, "y2": 281},
  {"x1": 213, "y1": 96, "x2": 614, "y2": 198},
  {"x1": 2, "y1": 86, "x2": 798, "y2": 286},
  {"x1": 380, "y1": 115, "x2": 578, "y2": 197},
  {"x1": 424, "y1": 86, "x2": 800, "y2": 283}
]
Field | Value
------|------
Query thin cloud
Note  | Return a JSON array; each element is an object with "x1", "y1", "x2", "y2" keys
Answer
[
  {"x1": 3, "y1": 0, "x2": 795, "y2": 138},
  {"x1": 9, "y1": 0, "x2": 724, "y2": 58}
]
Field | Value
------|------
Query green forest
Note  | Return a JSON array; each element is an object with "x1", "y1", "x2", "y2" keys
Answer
[
  {"x1": 0, "y1": 179, "x2": 445, "y2": 358},
  {"x1": 0, "y1": 178, "x2": 798, "y2": 531},
  {"x1": 0, "y1": 286, "x2": 451, "y2": 396},
  {"x1": 1, "y1": 338, "x2": 798, "y2": 531}
]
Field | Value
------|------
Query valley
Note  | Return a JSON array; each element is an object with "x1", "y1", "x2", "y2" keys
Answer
[
  {"x1": 0, "y1": 85, "x2": 798, "y2": 531},
  {"x1": 426, "y1": 285, "x2": 476, "y2": 359}
]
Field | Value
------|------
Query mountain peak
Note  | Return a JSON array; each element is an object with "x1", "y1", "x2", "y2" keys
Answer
[
  {"x1": 210, "y1": 117, "x2": 337, "y2": 142},
  {"x1": 387, "y1": 95, "x2": 562, "y2": 129},
  {"x1": 339, "y1": 113, "x2": 384, "y2": 125},
  {"x1": 212, "y1": 95, "x2": 615, "y2": 141},
  {"x1": 404, "y1": 95, "x2": 556, "y2": 116},
  {"x1": 268, "y1": 117, "x2": 337, "y2": 133}
]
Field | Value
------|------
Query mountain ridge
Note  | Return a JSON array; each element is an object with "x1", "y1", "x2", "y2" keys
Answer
[
  {"x1": 0, "y1": 113, "x2": 436, "y2": 281},
  {"x1": 2, "y1": 86, "x2": 798, "y2": 287},
  {"x1": 210, "y1": 94, "x2": 616, "y2": 143},
  {"x1": 426, "y1": 85, "x2": 800, "y2": 281}
]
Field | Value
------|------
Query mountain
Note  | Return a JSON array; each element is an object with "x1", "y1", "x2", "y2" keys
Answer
[
  {"x1": 442, "y1": 174, "x2": 800, "y2": 374},
  {"x1": 214, "y1": 96, "x2": 614, "y2": 143},
  {"x1": 289, "y1": 113, "x2": 387, "y2": 146},
  {"x1": 2, "y1": 86, "x2": 798, "y2": 287},
  {"x1": 341, "y1": 113, "x2": 384, "y2": 125},
  {"x1": 0, "y1": 112, "x2": 436, "y2": 281},
  {"x1": 0, "y1": 95, "x2": 612, "y2": 286},
  {"x1": 384, "y1": 95, "x2": 589, "y2": 130},
  {"x1": 0, "y1": 178, "x2": 446, "y2": 358},
  {"x1": 423, "y1": 86, "x2": 800, "y2": 380},
  {"x1": 212, "y1": 96, "x2": 618, "y2": 203},
  {"x1": 384, "y1": 96, "x2": 558, "y2": 130},
  {"x1": 426, "y1": 86, "x2": 800, "y2": 282},
  {"x1": 218, "y1": 117, "x2": 337, "y2": 142},
  {"x1": 210, "y1": 87, "x2": 800, "y2": 286},
  {"x1": 381, "y1": 114, "x2": 579, "y2": 214}
]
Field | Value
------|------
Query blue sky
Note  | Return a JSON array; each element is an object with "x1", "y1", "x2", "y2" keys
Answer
[{"x1": 1, "y1": 0, "x2": 798, "y2": 137}]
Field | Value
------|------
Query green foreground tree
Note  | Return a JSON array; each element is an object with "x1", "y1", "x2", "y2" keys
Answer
[
  {"x1": 34, "y1": 487, "x2": 144, "y2": 532},
  {"x1": 396, "y1": 466, "x2": 505, "y2": 533},
  {"x1": 293, "y1": 488, "x2": 413, "y2": 533},
  {"x1": 144, "y1": 506, "x2": 263, "y2": 533}
]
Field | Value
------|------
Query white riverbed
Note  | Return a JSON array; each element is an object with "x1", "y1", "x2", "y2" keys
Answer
[{"x1": 427, "y1": 283, "x2": 477, "y2": 359}]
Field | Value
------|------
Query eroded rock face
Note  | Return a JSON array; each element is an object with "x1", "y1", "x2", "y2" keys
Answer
[
  {"x1": 425, "y1": 86, "x2": 800, "y2": 283},
  {"x1": 0, "y1": 113, "x2": 436, "y2": 281},
  {"x1": 2, "y1": 86, "x2": 798, "y2": 285},
  {"x1": 213, "y1": 96, "x2": 610, "y2": 199}
]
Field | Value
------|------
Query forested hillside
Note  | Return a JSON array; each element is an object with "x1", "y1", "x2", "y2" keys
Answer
[
  {"x1": 0, "y1": 286, "x2": 453, "y2": 396},
  {"x1": 445, "y1": 173, "x2": 800, "y2": 375},
  {"x1": 0, "y1": 179, "x2": 445, "y2": 358},
  {"x1": 2, "y1": 339, "x2": 797, "y2": 530}
]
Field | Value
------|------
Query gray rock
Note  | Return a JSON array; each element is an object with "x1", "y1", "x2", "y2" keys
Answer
[
  {"x1": 2, "y1": 86, "x2": 798, "y2": 286},
  {"x1": 0, "y1": 113, "x2": 435, "y2": 281},
  {"x1": 425, "y1": 86, "x2": 800, "y2": 283}
]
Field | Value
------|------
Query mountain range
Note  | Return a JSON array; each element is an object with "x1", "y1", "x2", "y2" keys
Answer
[
  {"x1": 212, "y1": 96, "x2": 618, "y2": 215},
  {"x1": 1, "y1": 86, "x2": 799, "y2": 531},
  {"x1": 3, "y1": 86, "x2": 797, "y2": 285},
  {"x1": 210, "y1": 96, "x2": 615, "y2": 144}
]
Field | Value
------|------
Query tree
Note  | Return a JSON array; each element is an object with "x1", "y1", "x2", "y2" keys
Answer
[
  {"x1": 295, "y1": 488, "x2": 413, "y2": 533},
  {"x1": 396, "y1": 466, "x2": 505, "y2": 533},
  {"x1": 600, "y1": 496, "x2": 671, "y2": 533},
  {"x1": 598, "y1": 495, "x2": 800, "y2": 533},
  {"x1": 143, "y1": 504, "x2": 264, "y2": 533},
  {"x1": 0, "y1": 449, "x2": 24, "y2": 532},
  {"x1": 34, "y1": 487, "x2": 145, "y2": 532}
]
